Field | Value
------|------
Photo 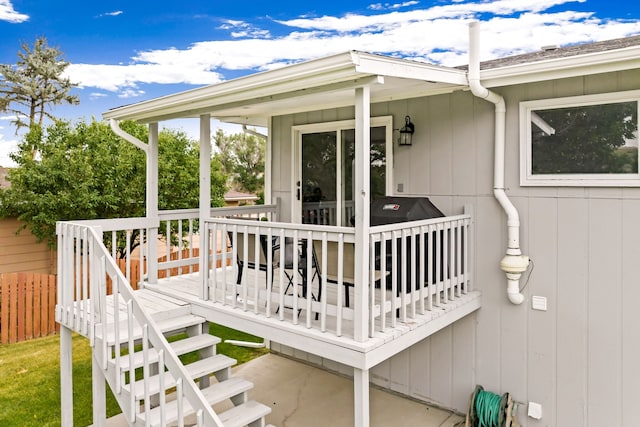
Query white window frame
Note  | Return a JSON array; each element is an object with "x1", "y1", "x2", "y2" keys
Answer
[
  {"x1": 520, "y1": 90, "x2": 640, "y2": 187},
  {"x1": 291, "y1": 116, "x2": 393, "y2": 223}
]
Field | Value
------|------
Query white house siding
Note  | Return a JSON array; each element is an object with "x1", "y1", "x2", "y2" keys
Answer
[{"x1": 268, "y1": 69, "x2": 640, "y2": 426}]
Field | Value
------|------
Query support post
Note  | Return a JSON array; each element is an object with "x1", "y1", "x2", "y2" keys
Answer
[
  {"x1": 354, "y1": 86, "x2": 371, "y2": 342},
  {"x1": 199, "y1": 115, "x2": 211, "y2": 300},
  {"x1": 60, "y1": 326, "x2": 73, "y2": 426},
  {"x1": 92, "y1": 350, "x2": 106, "y2": 427},
  {"x1": 264, "y1": 117, "x2": 272, "y2": 205},
  {"x1": 147, "y1": 122, "x2": 159, "y2": 285},
  {"x1": 354, "y1": 367, "x2": 370, "y2": 427}
]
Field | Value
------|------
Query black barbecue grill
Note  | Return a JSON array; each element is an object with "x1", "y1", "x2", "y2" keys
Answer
[{"x1": 370, "y1": 197, "x2": 445, "y2": 291}]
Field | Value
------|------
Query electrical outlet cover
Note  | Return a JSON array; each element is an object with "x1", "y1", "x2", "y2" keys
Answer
[{"x1": 528, "y1": 402, "x2": 542, "y2": 419}]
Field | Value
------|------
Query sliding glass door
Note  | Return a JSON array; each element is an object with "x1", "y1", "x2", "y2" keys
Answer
[{"x1": 295, "y1": 117, "x2": 392, "y2": 226}]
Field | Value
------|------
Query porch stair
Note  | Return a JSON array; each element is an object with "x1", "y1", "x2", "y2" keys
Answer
[{"x1": 97, "y1": 305, "x2": 272, "y2": 427}]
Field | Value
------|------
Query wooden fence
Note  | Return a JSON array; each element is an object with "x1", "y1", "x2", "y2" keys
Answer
[
  {"x1": 0, "y1": 272, "x2": 58, "y2": 344},
  {"x1": 0, "y1": 248, "x2": 202, "y2": 344}
]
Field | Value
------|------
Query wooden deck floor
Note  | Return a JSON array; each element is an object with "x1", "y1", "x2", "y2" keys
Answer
[{"x1": 66, "y1": 288, "x2": 195, "y2": 339}]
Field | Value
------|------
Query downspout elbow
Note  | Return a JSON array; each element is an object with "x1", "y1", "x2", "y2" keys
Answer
[
  {"x1": 507, "y1": 280, "x2": 526, "y2": 305},
  {"x1": 467, "y1": 22, "x2": 504, "y2": 109},
  {"x1": 468, "y1": 78, "x2": 505, "y2": 110},
  {"x1": 109, "y1": 119, "x2": 148, "y2": 153},
  {"x1": 242, "y1": 124, "x2": 267, "y2": 140}
]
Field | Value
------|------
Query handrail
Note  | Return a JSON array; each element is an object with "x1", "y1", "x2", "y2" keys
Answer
[
  {"x1": 56, "y1": 221, "x2": 224, "y2": 426},
  {"x1": 209, "y1": 203, "x2": 279, "y2": 219}
]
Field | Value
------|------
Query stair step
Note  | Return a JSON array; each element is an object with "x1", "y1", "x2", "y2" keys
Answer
[
  {"x1": 131, "y1": 354, "x2": 237, "y2": 400},
  {"x1": 219, "y1": 400, "x2": 272, "y2": 427},
  {"x1": 170, "y1": 333, "x2": 220, "y2": 355},
  {"x1": 96, "y1": 314, "x2": 205, "y2": 346},
  {"x1": 114, "y1": 334, "x2": 221, "y2": 372},
  {"x1": 140, "y1": 377, "x2": 255, "y2": 427}
]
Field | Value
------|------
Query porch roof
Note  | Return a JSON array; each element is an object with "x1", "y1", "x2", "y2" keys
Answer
[
  {"x1": 102, "y1": 50, "x2": 468, "y2": 127},
  {"x1": 102, "y1": 36, "x2": 640, "y2": 127}
]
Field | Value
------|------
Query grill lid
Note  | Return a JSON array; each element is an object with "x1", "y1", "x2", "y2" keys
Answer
[{"x1": 370, "y1": 196, "x2": 444, "y2": 226}]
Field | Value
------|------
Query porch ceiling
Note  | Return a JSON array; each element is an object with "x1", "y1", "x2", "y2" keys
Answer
[{"x1": 102, "y1": 51, "x2": 468, "y2": 127}]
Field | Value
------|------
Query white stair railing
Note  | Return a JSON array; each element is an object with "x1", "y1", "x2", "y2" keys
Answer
[{"x1": 56, "y1": 221, "x2": 224, "y2": 426}]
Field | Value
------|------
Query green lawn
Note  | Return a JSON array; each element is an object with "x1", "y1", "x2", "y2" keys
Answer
[{"x1": 0, "y1": 325, "x2": 268, "y2": 426}]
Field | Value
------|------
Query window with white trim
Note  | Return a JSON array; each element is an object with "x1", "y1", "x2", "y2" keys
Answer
[{"x1": 520, "y1": 90, "x2": 639, "y2": 186}]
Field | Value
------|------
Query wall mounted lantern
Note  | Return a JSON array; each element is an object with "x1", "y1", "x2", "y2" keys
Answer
[{"x1": 398, "y1": 115, "x2": 415, "y2": 146}]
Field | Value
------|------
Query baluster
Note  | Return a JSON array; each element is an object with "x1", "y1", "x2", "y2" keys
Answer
[
  {"x1": 319, "y1": 233, "x2": 328, "y2": 332},
  {"x1": 380, "y1": 232, "x2": 387, "y2": 330},
  {"x1": 418, "y1": 226, "x2": 426, "y2": 315},
  {"x1": 336, "y1": 233, "x2": 344, "y2": 337},
  {"x1": 369, "y1": 237, "x2": 376, "y2": 337}
]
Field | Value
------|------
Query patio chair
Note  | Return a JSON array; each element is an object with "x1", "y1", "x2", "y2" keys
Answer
[
  {"x1": 313, "y1": 241, "x2": 387, "y2": 307},
  {"x1": 229, "y1": 231, "x2": 270, "y2": 286},
  {"x1": 274, "y1": 237, "x2": 322, "y2": 319}
]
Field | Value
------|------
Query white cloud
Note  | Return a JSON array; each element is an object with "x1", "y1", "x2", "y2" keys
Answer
[
  {"x1": 0, "y1": 115, "x2": 17, "y2": 121},
  {"x1": 219, "y1": 19, "x2": 271, "y2": 38},
  {"x1": 0, "y1": 0, "x2": 28, "y2": 23},
  {"x1": 0, "y1": 132, "x2": 18, "y2": 167},
  {"x1": 99, "y1": 10, "x2": 123, "y2": 17},
  {"x1": 89, "y1": 92, "x2": 108, "y2": 100},
  {"x1": 368, "y1": 1, "x2": 419, "y2": 11},
  {"x1": 0, "y1": 116, "x2": 19, "y2": 167},
  {"x1": 277, "y1": 0, "x2": 583, "y2": 32},
  {"x1": 65, "y1": 62, "x2": 224, "y2": 92},
  {"x1": 63, "y1": 0, "x2": 640, "y2": 91},
  {"x1": 118, "y1": 88, "x2": 146, "y2": 99}
]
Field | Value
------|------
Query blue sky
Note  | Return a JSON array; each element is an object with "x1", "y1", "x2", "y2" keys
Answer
[{"x1": 1, "y1": 0, "x2": 639, "y2": 166}]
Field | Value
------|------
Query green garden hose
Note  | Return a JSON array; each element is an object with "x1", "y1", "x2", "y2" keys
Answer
[{"x1": 467, "y1": 385, "x2": 510, "y2": 427}]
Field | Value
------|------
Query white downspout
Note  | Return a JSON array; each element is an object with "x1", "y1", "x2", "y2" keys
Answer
[
  {"x1": 109, "y1": 119, "x2": 148, "y2": 153},
  {"x1": 468, "y1": 22, "x2": 529, "y2": 305},
  {"x1": 242, "y1": 124, "x2": 271, "y2": 205},
  {"x1": 109, "y1": 119, "x2": 159, "y2": 285},
  {"x1": 242, "y1": 124, "x2": 267, "y2": 140}
]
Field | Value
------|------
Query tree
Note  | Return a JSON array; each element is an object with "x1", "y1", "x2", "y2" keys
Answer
[
  {"x1": 214, "y1": 129, "x2": 265, "y2": 200},
  {"x1": 0, "y1": 37, "x2": 79, "y2": 138},
  {"x1": 0, "y1": 119, "x2": 227, "y2": 254},
  {"x1": 532, "y1": 102, "x2": 638, "y2": 174}
]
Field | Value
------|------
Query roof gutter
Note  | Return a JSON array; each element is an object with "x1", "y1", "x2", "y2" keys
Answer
[{"x1": 468, "y1": 22, "x2": 529, "y2": 305}]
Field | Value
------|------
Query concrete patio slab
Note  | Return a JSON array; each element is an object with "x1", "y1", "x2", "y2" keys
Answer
[{"x1": 104, "y1": 352, "x2": 465, "y2": 427}]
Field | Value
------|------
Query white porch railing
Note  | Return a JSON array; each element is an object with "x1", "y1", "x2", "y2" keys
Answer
[
  {"x1": 55, "y1": 220, "x2": 224, "y2": 426},
  {"x1": 302, "y1": 200, "x2": 355, "y2": 225},
  {"x1": 154, "y1": 203, "x2": 279, "y2": 282},
  {"x1": 368, "y1": 213, "x2": 471, "y2": 334},
  {"x1": 59, "y1": 202, "x2": 281, "y2": 287},
  {"x1": 203, "y1": 209, "x2": 472, "y2": 341},
  {"x1": 56, "y1": 200, "x2": 470, "y2": 345}
]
